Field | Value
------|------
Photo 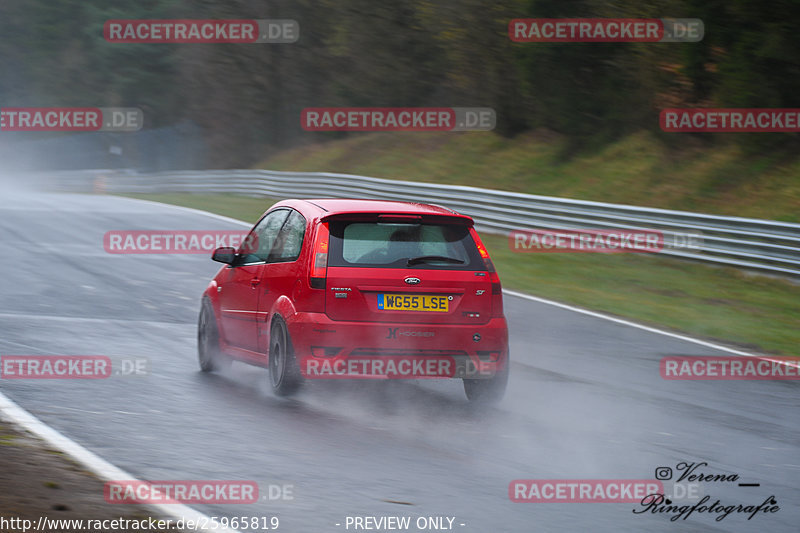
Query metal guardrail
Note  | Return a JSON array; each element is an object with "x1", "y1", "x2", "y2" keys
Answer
[{"x1": 40, "y1": 168, "x2": 800, "y2": 276}]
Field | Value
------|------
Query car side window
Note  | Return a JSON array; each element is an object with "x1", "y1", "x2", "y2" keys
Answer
[
  {"x1": 237, "y1": 209, "x2": 290, "y2": 265},
  {"x1": 267, "y1": 210, "x2": 306, "y2": 263}
]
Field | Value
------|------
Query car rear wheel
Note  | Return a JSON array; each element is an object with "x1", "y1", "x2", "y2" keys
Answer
[
  {"x1": 198, "y1": 299, "x2": 230, "y2": 372},
  {"x1": 463, "y1": 359, "x2": 509, "y2": 405},
  {"x1": 269, "y1": 318, "x2": 302, "y2": 396}
]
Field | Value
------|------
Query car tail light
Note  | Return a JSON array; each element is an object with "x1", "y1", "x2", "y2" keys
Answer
[
  {"x1": 471, "y1": 229, "x2": 504, "y2": 318},
  {"x1": 310, "y1": 223, "x2": 329, "y2": 289},
  {"x1": 473, "y1": 236, "x2": 495, "y2": 272}
]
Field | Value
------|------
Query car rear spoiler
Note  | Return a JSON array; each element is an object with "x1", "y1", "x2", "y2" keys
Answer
[{"x1": 320, "y1": 212, "x2": 474, "y2": 226}]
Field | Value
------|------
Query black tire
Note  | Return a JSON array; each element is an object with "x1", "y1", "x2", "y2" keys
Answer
[
  {"x1": 463, "y1": 358, "x2": 509, "y2": 405},
  {"x1": 197, "y1": 300, "x2": 230, "y2": 372},
  {"x1": 268, "y1": 317, "x2": 302, "y2": 396}
]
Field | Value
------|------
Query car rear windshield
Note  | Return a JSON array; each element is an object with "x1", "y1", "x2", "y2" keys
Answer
[{"x1": 328, "y1": 221, "x2": 484, "y2": 270}]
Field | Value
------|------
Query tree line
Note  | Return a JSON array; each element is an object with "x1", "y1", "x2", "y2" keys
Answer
[{"x1": 1, "y1": 0, "x2": 798, "y2": 166}]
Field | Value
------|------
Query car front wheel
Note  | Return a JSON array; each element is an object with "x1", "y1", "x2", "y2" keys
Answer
[{"x1": 198, "y1": 299, "x2": 230, "y2": 372}]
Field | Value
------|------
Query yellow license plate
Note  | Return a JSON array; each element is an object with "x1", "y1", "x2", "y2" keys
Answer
[{"x1": 378, "y1": 294, "x2": 449, "y2": 312}]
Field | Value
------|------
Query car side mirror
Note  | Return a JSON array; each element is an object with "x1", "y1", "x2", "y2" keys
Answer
[{"x1": 211, "y1": 246, "x2": 236, "y2": 264}]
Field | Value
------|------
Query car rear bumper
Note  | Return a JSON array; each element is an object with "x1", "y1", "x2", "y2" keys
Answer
[{"x1": 286, "y1": 312, "x2": 509, "y2": 379}]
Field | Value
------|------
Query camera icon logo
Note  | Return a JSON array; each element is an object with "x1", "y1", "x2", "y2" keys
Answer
[{"x1": 655, "y1": 467, "x2": 673, "y2": 480}]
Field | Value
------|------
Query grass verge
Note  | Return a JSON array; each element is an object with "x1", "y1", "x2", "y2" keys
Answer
[{"x1": 259, "y1": 131, "x2": 800, "y2": 222}]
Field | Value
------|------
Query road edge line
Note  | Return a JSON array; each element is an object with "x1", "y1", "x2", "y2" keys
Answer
[
  {"x1": 502, "y1": 289, "x2": 763, "y2": 356},
  {"x1": 0, "y1": 391, "x2": 239, "y2": 533}
]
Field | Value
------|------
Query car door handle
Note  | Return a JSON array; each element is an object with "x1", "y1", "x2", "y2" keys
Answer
[{"x1": 250, "y1": 278, "x2": 261, "y2": 288}]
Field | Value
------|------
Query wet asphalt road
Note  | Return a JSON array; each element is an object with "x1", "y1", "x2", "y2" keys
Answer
[{"x1": 0, "y1": 191, "x2": 797, "y2": 532}]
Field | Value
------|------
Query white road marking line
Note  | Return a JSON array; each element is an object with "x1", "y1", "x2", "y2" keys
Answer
[
  {"x1": 0, "y1": 338, "x2": 58, "y2": 353},
  {"x1": 504, "y1": 289, "x2": 799, "y2": 369},
  {"x1": 55, "y1": 406, "x2": 106, "y2": 415},
  {"x1": 503, "y1": 289, "x2": 759, "y2": 356},
  {"x1": 0, "y1": 392, "x2": 240, "y2": 533},
  {"x1": 0, "y1": 311, "x2": 192, "y2": 326},
  {"x1": 117, "y1": 197, "x2": 253, "y2": 228}
]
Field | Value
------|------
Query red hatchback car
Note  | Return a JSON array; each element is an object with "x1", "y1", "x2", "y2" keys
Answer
[{"x1": 198, "y1": 199, "x2": 509, "y2": 403}]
